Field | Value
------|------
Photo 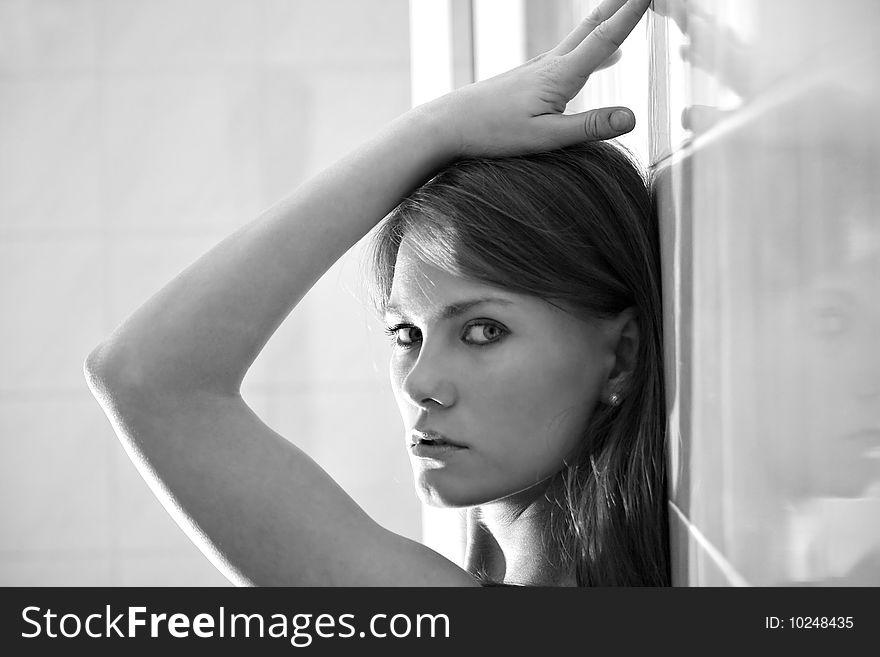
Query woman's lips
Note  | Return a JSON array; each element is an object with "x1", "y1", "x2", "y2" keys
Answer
[
  {"x1": 409, "y1": 429, "x2": 467, "y2": 458},
  {"x1": 410, "y1": 442, "x2": 467, "y2": 458}
]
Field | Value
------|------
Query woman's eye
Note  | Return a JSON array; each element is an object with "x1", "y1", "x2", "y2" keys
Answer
[
  {"x1": 462, "y1": 322, "x2": 507, "y2": 345},
  {"x1": 384, "y1": 324, "x2": 422, "y2": 348}
]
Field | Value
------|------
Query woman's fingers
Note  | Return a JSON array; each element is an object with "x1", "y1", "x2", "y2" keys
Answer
[
  {"x1": 553, "y1": 0, "x2": 630, "y2": 55},
  {"x1": 594, "y1": 48, "x2": 623, "y2": 71},
  {"x1": 542, "y1": 106, "x2": 636, "y2": 146},
  {"x1": 562, "y1": 0, "x2": 651, "y2": 73}
]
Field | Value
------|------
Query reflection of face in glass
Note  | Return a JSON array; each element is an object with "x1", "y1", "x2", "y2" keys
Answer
[
  {"x1": 386, "y1": 240, "x2": 610, "y2": 508},
  {"x1": 769, "y1": 253, "x2": 880, "y2": 500}
]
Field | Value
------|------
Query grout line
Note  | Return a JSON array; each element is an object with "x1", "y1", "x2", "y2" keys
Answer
[
  {"x1": 0, "y1": 547, "x2": 204, "y2": 560},
  {"x1": 0, "y1": 389, "x2": 99, "y2": 402},
  {"x1": 669, "y1": 501, "x2": 750, "y2": 587}
]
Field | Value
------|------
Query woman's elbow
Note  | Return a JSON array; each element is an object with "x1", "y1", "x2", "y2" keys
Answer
[
  {"x1": 83, "y1": 340, "x2": 148, "y2": 406},
  {"x1": 84, "y1": 342, "x2": 114, "y2": 394}
]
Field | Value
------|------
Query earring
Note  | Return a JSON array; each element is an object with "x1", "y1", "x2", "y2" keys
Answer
[{"x1": 608, "y1": 392, "x2": 622, "y2": 407}]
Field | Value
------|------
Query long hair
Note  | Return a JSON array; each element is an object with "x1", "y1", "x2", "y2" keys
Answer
[{"x1": 367, "y1": 141, "x2": 669, "y2": 586}]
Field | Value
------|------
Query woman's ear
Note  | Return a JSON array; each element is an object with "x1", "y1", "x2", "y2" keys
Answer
[{"x1": 601, "y1": 307, "x2": 639, "y2": 404}]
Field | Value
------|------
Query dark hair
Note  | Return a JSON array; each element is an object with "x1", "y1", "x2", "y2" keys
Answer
[{"x1": 367, "y1": 141, "x2": 669, "y2": 586}]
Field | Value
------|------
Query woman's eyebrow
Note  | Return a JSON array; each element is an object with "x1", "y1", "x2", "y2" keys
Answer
[{"x1": 384, "y1": 297, "x2": 514, "y2": 322}]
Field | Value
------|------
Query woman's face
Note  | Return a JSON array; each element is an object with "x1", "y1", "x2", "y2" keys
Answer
[{"x1": 386, "y1": 240, "x2": 615, "y2": 508}]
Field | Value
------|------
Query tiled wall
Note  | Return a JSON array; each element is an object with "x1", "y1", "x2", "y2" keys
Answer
[
  {"x1": 651, "y1": 0, "x2": 880, "y2": 585},
  {"x1": 0, "y1": 0, "x2": 418, "y2": 585}
]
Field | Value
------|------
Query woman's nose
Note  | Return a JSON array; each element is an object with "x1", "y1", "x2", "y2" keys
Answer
[{"x1": 401, "y1": 344, "x2": 457, "y2": 410}]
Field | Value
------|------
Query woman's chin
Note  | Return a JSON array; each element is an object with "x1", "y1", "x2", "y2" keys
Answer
[
  {"x1": 414, "y1": 474, "x2": 486, "y2": 509},
  {"x1": 412, "y1": 468, "x2": 553, "y2": 509},
  {"x1": 415, "y1": 486, "x2": 474, "y2": 509}
]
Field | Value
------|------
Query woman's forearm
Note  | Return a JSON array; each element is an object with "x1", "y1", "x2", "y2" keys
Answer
[{"x1": 88, "y1": 101, "x2": 455, "y2": 394}]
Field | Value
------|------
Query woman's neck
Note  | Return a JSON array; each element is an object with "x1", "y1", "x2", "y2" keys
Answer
[{"x1": 463, "y1": 492, "x2": 576, "y2": 587}]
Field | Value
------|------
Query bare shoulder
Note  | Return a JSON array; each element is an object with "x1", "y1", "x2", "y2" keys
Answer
[{"x1": 88, "y1": 368, "x2": 478, "y2": 587}]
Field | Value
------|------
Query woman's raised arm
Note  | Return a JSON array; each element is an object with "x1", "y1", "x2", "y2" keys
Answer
[{"x1": 84, "y1": 0, "x2": 650, "y2": 586}]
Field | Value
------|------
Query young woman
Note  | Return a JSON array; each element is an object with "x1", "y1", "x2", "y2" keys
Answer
[{"x1": 85, "y1": 0, "x2": 667, "y2": 586}]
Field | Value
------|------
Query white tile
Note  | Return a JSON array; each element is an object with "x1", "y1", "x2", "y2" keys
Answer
[
  {"x1": 260, "y1": 389, "x2": 312, "y2": 453},
  {"x1": 97, "y1": 0, "x2": 259, "y2": 73},
  {"x1": 259, "y1": 255, "x2": 391, "y2": 389},
  {"x1": 254, "y1": 66, "x2": 411, "y2": 203},
  {"x1": 0, "y1": 398, "x2": 114, "y2": 552},
  {"x1": 255, "y1": 69, "x2": 313, "y2": 207},
  {"x1": 225, "y1": 73, "x2": 266, "y2": 208},
  {"x1": 0, "y1": 239, "x2": 105, "y2": 393},
  {"x1": 303, "y1": 70, "x2": 412, "y2": 173},
  {"x1": 102, "y1": 75, "x2": 262, "y2": 234},
  {"x1": 0, "y1": 0, "x2": 98, "y2": 75},
  {"x1": 305, "y1": 245, "x2": 395, "y2": 387},
  {"x1": 0, "y1": 79, "x2": 101, "y2": 237},
  {"x1": 253, "y1": 297, "x2": 312, "y2": 389},
  {"x1": 269, "y1": 387, "x2": 420, "y2": 542},
  {"x1": 116, "y1": 553, "x2": 231, "y2": 586},
  {"x1": 0, "y1": 555, "x2": 113, "y2": 586},
  {"x1": 250, "y1": 68, "x2": 410, "y2": 207},
  {"x1": 262, "y1": 0, "x2": 409, "y2": 70}
]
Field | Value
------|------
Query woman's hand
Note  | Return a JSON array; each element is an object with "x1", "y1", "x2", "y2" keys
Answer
[{"x1": 435, "y1": 0, "x2": 651, "y2": 158}]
